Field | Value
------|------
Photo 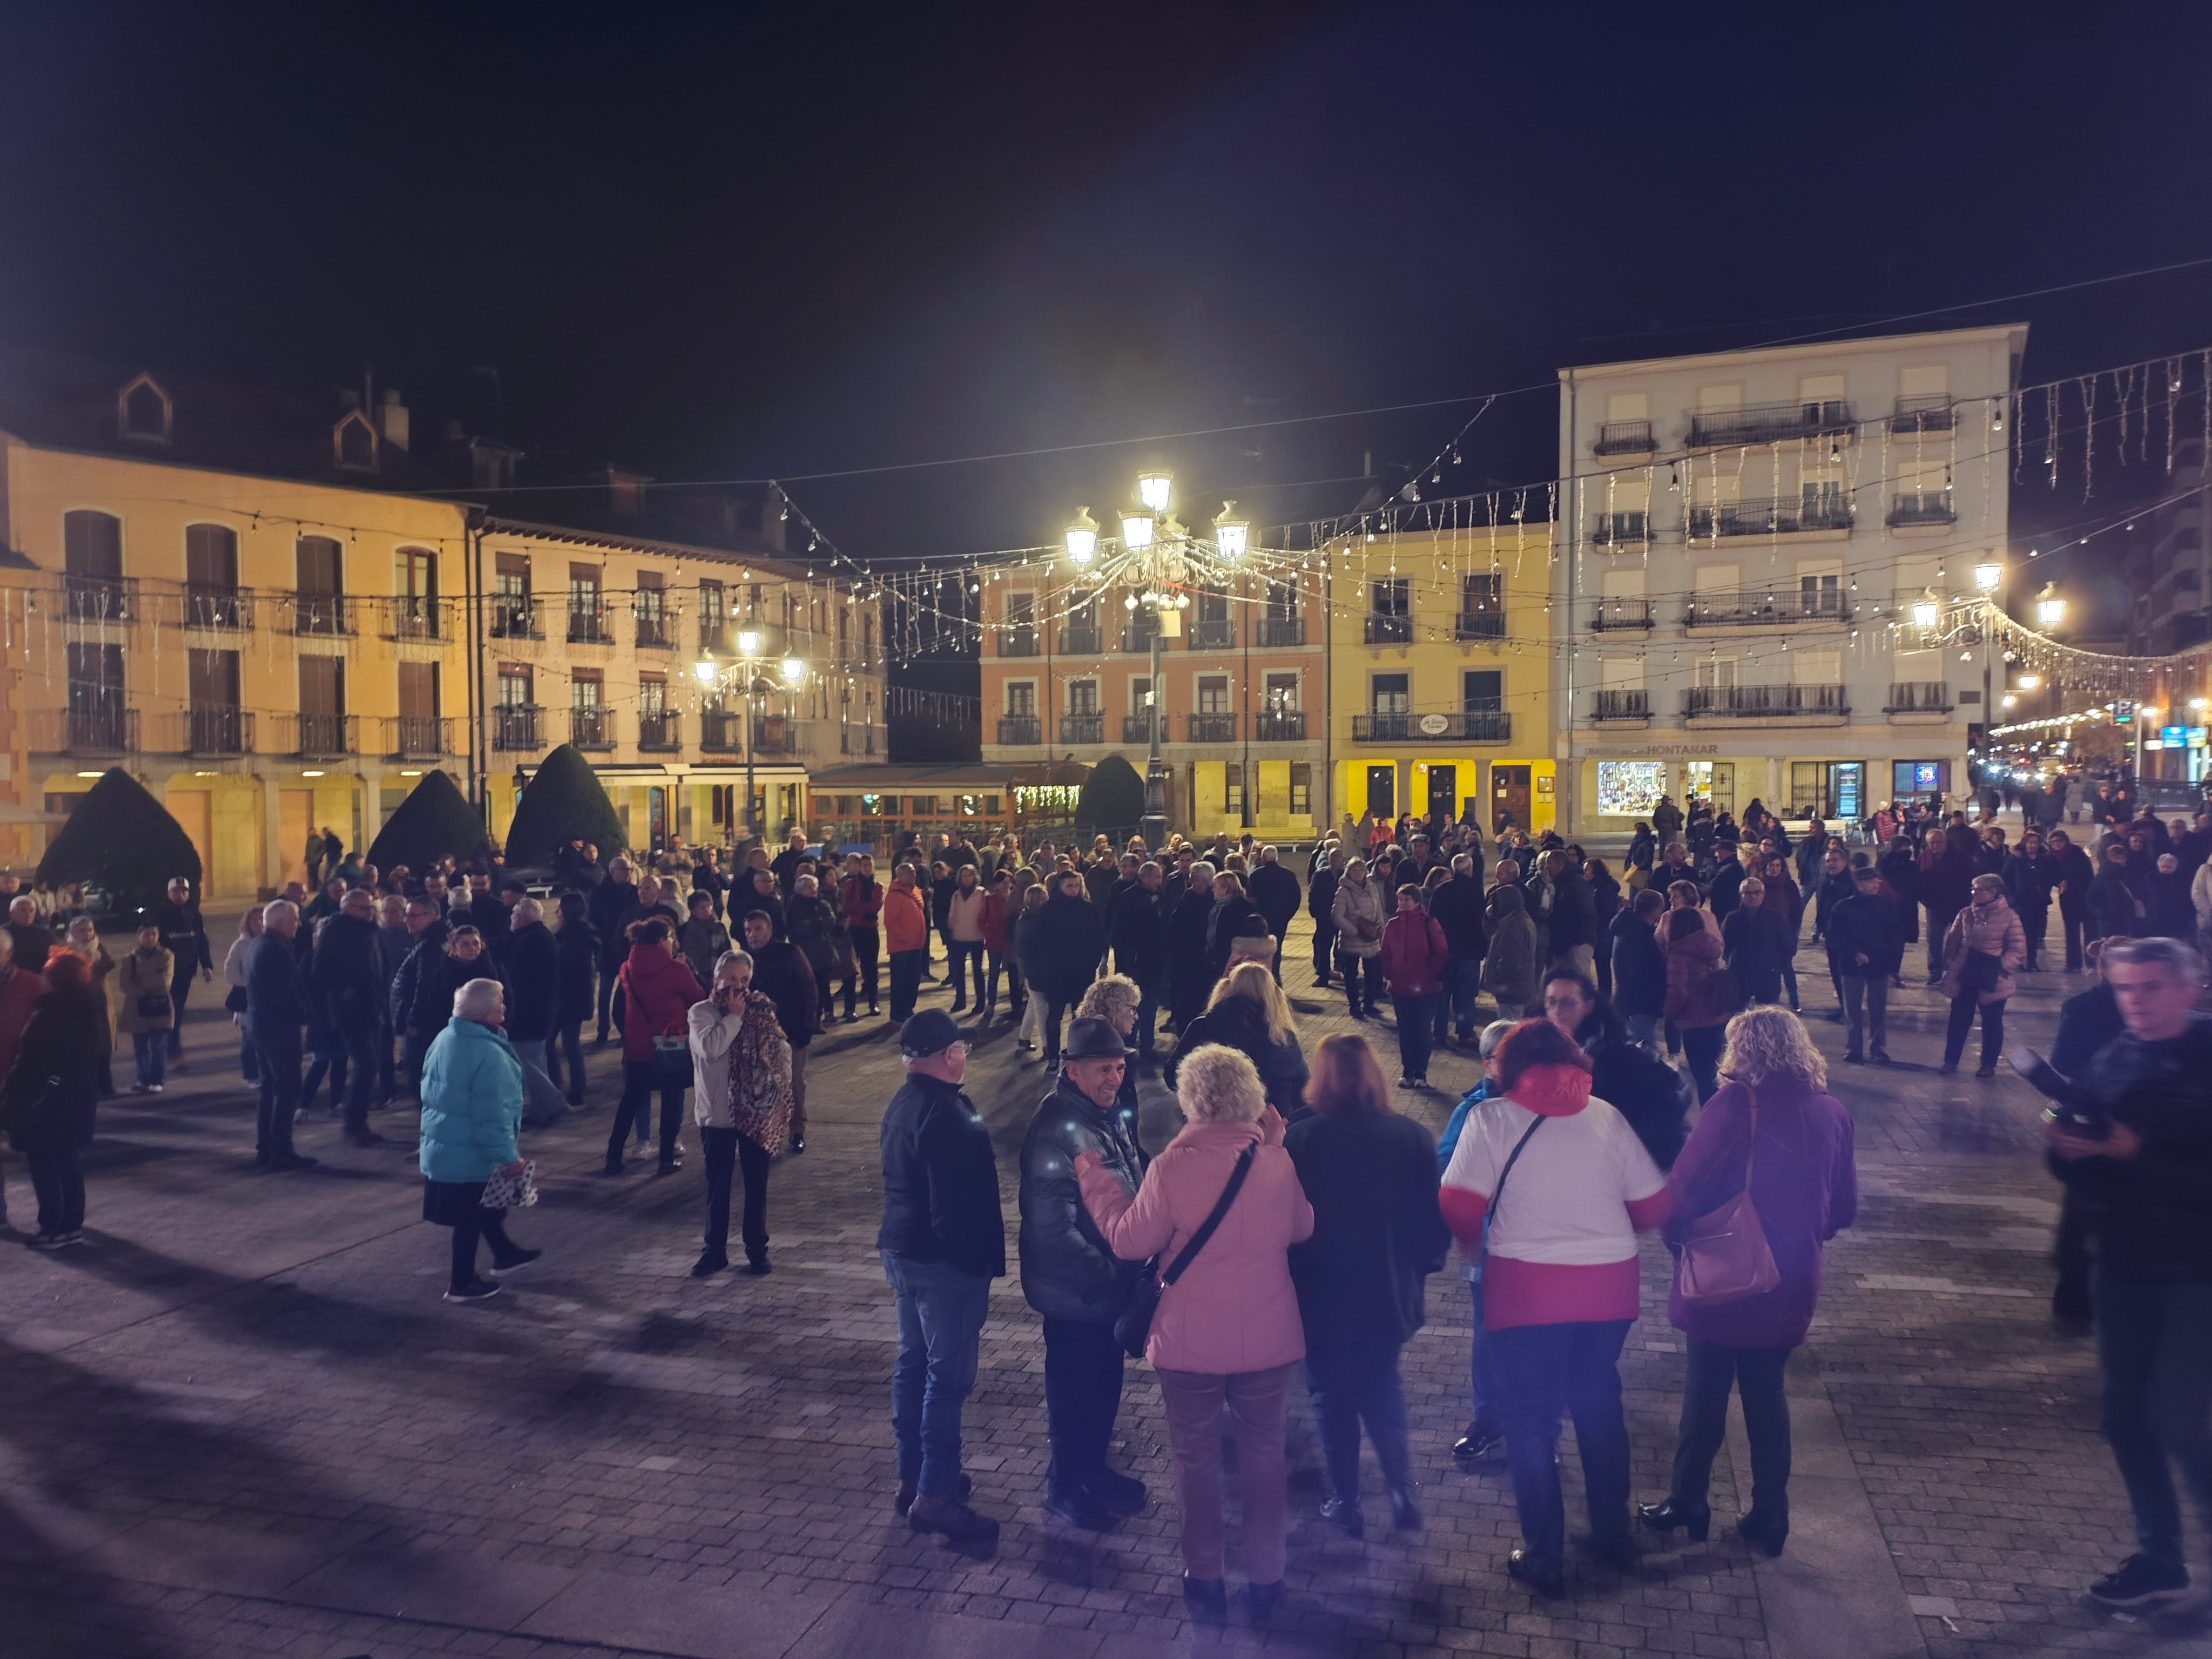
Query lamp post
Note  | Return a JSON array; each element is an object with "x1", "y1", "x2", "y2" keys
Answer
[{"x1": 695, "y1": 626, "x2": 773, "y2": 846}]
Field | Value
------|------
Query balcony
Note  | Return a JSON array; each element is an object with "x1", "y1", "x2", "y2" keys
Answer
[
  {"x1": 1683, "y1": 588, "x2": 1850, "y2": 627},
  {"x1": 184, "y1": 705, "x2": 254, "y2": 756},
  {"x1": 1886, "y1": 490, "x2": 1956, "y2": 528},
  {"x1": 489, "y1": 601, "x2": 543, "y2": 640},
  {"x1": 1057, "y1": 627, "x2": 1102, "y2": 656},
  {"x1": 1454, "y1": 610, "x2": 1506, "y2": 641},
  {"x1": 33, "y1": 705, "x2": 138, "y2": 754},
  {"x1": 750, "y1": 717, "x2": 813, "y2": 758},
  {"x1": 1123, "y1": 712, "x2": 1159, "y2": 744},
  {"x1": 838, "y1": 724, "x2": 885, "y2": 758},
  {"x1": 1120, "y1": 624, "x2": 1158, "y2": 654},
  {"x1": 1684, "y1": 684, "x2": 1847, "y2": 720},
  {"x1": 1689, "y1": 495, "x2": 1854, "y2": 538},
  {"x1": 1687, "y1": 400, "x2": 1855, "y2": 448},
  {"x1": 1590, "y1": 598, "x2": 1654, "y2": 631},
  {"x1": 1186, "y1": 713, "x2": 1236, "y2": 743},
  {"x1": 292, "y1": 593, "x2": 354, "y2": 636},
  {"x1": 385, "y1": 715, "x2": 449, "y2": 758},
  {"x1": 1352, "y1": 711, "x2": 1511, "y2": 744},
  {"x1": 568, "y1": 608, "x2": 610, "y2": 645},
  {"x1": 61, "y1": 574, "x2": 138, "y2": 623},
  {"x1": 1593, "y1": 419, "x2": 1656, "y2": 456},
  {"x1": 491, "y1": 707, "x2": 542, "y2": 752},
  {"x1": 1589, "y1": 511, "x2": 1651, "y2": 547},
  {"x1": 383, "y1": 596, "x2": 441, "y2": 641},
  {"x1": 1364, "y1": 613, "x2": 1413, "y2": 645},
  {"x1": 1592, "y1": 690, "x2": 1650, "y2": 721},
  {"x1": 700, "y1": 710, "x2": 741, "y2": 752},
  {"x1": 570, "y1": 706, "x2": 615, "y2": 750},
  {"x1": 1190, "y1": 618, "x2": 1235, "y2": 650},
  {"x1": 1885, "y1": 681, "x2": 1955, "y2": 714},
  {"x1": 287, "y1": 713, "x2": 359, "y2": 758},
  {"x1": 637, "y1": 710, "x2": 680, "y2": 751},
  {"x1": 635, "y1": 616, "x2": 676, "y2": 651},
  {"x1": 1258, "y1": 616, "x2": 1305, "y2": 647},
  {"x1": 181, "y1": 583, "x2": 254, "y2": 631},
  {"x1": 998, "y1": 628, "x2": 1040, "y2": 657},
  {"x1": 1254, "y1": 711, "x2": 1306, "y2": 741},
  {"x1": 1890, "y1": 394, "x2": 1955, "y2": 434},
  {"x1": 995, "y1": 715, "x2": 1041, "y2": 746},
  {"x1": 1055, "y1": 713, "x2": 1101, "y2": 745}
]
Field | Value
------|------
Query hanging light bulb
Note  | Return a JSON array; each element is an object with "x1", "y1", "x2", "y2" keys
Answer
[
  {"x1": 1064, "y1": 507, "x2": 1098, "y2": 566},
  {"x1": 1991, "y1": 400, "x2": 2005, "y2": 433}
]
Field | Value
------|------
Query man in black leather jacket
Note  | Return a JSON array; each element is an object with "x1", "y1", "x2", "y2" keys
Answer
[
  {"x1": 1017, "y1": 1016, "x2": 1147, "y2": 1532},
  {"x1": 246, "y1": 901, "x2": 316, "y2": 1170},
  {"x1": 312, "y1": 888, "x2": 388, "y2": 1147}
]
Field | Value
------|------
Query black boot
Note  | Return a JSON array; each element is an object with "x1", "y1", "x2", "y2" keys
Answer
[{"x1": 1637, "y1": 1498, "x2": 1711, "y2": 1541}]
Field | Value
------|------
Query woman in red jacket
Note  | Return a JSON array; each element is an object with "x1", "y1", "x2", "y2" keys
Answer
[
  {"x1": 977, "y1": 868, "x2": 1015, "y2": 1023},
  {"x1": 839, "y1": 853, "x2": 884, "y2": 1020},
  {"x1": 1378, "y1": 885, "x2": 1451, "y2": 1090},
  {"x1": 601, "y1": 916, "x2": 705, "y2": 1177}
]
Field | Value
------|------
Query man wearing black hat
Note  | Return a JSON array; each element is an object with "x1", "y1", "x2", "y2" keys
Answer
[
  {"x1": 879, "y1": 1008, "x2": 1003, "y2": 1547},
  {"x1": 1826, "y1": 864, "x2": 1904, "y2": 1064},
  {"x1": 1017, "y1": 1016, "x2": 1147, "y2": 1531}
]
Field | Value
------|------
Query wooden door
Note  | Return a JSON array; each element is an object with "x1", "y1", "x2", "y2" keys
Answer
[
  {"x1": 1492, "y1": 764, "x2": 1531, "y2": 834},
  {"x1": 279, "y1": 789, "x2": 314, "y2": 891},
  {"x1": 168, "y1": 789, "x2": 213, "y2": 894},
  {"x1": 1365, "y1": 764, "x2": 1395, "y2": 819},
  {"x1": 1426, "y1": 764, "x2": 1457, "y2": 824}
]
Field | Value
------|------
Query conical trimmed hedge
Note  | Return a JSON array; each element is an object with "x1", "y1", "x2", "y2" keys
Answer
[
  {"x1": 37, "y1": 767, "x2": 200, "y2": 920},
  {"x1": 367, "y1": 770, "x2": 487, "y2": 876},
  {"x1": 1077, "y1": 753, "x2": 1144, "y2": 834},
  {"x1": 503, "y1": 744, "x2": 626, "y2": 869}
]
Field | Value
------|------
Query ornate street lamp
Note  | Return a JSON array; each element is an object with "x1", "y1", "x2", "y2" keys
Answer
[{"x1": 694, "y1": 625, "x2": 772, "y2": 843}]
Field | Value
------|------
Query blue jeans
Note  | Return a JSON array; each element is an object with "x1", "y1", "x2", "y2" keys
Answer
[
  {"x1": 2095, "y1": 1269, "x2": 2212, "y2": 1568},
  {"x1": 882, "y1": 1251, "x2": 992, "y2": 1499},
  {"x1": 132, "y1": 1030, "x2": 167, "y2": 1088},
  {"x1": 1681, "y1": 1023, "x2": 1724, "y2": 1101},
  {"x1": 1392, "y1": 992, "x2": 1438, "y2": 1080},
  {"x1": 1468, "y1": 1281, "x2": 1499, "y2": 1434},
  {"x1": 543, "y1": 1020, "x2": 587, "y2": 1100},
  {"x1": 889, "y1": 950, "x2": 925, "y2": 1021},
  {"x1": 1305, "y1": 1342, "x2": 1412, "y2": 1500},
  {"x1": 26, "y1": 1145, "x2": 85, "y2": 1236},
  {"x1": 608, "y1": 1058, "x2": 685, "y2": 1164},
  {"x1": 239, "y1": 1030, "x2": 259, "y2": 1083},
  {"x1": 945, "y1": 940, "x2": 985, "y2": 1008},
  {"x1": 1489, "y1": 1319, "x2": 1634, "y2": 1575},
  {"x1": 1436, "y1": 959, "x2": 1482, "y2": 1041}
]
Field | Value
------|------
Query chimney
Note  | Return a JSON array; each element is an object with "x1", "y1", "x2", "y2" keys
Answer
[
  {"x1": 606, "y1": 466, "x2": 649, "y2": 518},
  {"x1": 378, "y1": 387, "x2": 409, "y2": 451}
]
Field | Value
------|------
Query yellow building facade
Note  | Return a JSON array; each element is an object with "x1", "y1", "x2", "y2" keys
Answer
[{"x1": 1327, "y1": 520, "x2": 1557, "y2": 836}]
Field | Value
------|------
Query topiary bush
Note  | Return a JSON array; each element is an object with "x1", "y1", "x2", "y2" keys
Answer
[
  {"x1": 367, "y1": 770, "x2": 487, "y2": 876},
  {"x1": 503, "y1": 743, "x2": 626, "y2": 870},
  {"x1": 1077, "y1": 753, "x2": 1144, "y2": 837},
  {"x1": 37, "y1": 767, "x2": 200, "y2": 920}
]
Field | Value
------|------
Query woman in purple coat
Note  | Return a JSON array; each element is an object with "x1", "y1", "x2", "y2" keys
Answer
[{"x1": 1636, "y1": 1006, "x2": 1857, "y2": 1557}]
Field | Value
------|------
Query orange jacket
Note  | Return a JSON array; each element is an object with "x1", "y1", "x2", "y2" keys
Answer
[{"x1": 884, "y1": 882, "x2": 930, "y2": 954}]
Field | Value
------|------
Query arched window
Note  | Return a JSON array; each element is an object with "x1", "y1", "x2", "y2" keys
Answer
[
  {"x1": 117, "y1": 374, "x2": 172, "y2": 444},
  {"x1": 64, "y1": 510, "x2": 123, "y2": 577}
]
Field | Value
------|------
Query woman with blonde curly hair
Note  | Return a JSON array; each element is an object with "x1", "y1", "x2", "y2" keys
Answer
[
  {"x1": 1637, "y1": 1006, "x2": 1857, "y2": 1560},
  {"x1": 1076, "y1": 1044, "x2": 1314, "y2": 1624}
]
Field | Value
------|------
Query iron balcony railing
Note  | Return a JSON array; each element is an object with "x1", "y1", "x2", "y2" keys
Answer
[
  {"x1": 568, "y1": 607, "x2": 610, "y2": 645},
  {"x1": 1454, "y1": 610, "x2": 1506, "y2": 640},
  {"x1": 1058, "y1": 713, "x2": 1104, "y2": 744},
  {"x1": 1683, "y1": 588, "x2": 1850, "y2": 626},
  {"x1": 996, "y1": 716, "x2": 1041, "y2": 746},
  {"x1": 1886, "y1": 491, "x2": 1956, "y2": 527},
  {"x1": 1593, "y1": 419, "x2": 1656, "y2": 455},
  {"x1": 1684, "y1": 684, "x2": 1847, "y2": 718},
  {"x1": 181, "y1": 583, "x2": 254, "y2": 631},
  {"x1": 292, "y1": 593, "x2": 354, "y2": 636},
  {"x1": 35, "y1": 705, "x2": 138, "y2": 754},
  {"x1": 491, "y1": 707, "x2": 542, "y2": 751},
  {"x1": 1687, "y1": 400, "x2": 1855, "y2": 447},
  {"x1": 61, "y1": 574, "x2": 138, "y2": 623},
  {"x1": 1119, "y1": 624, "x2": 1157, "y2": 653},
  {"x1": 385, "y1": 715, "x2": 448, "y2": 758},
  {"x1": 839, "y1": 724, "x2": 884, "y2": 758},
  {"x1": 1190, "y1": 618, "x2": 1235, "y2": 649},
  {"x1": 1689, "y1": 495, "x2": 1854, "y2": 537},
  {"x1": 1590, "y1": 597, "x2": 1654, "y2": 630},
  {"x1": 185, "y1": 706, "x2": 254, "y2": 755},
  {"x1": 1352, "y1": 711, "x2": 1511, "y2": 743},
  {"x1": 638, "y1": 710, "x2": 680, "y2": 751},
  {"x1": 490, "y1": 600, "x2": 543, "y2": 639},
  {"x1": 1589, "y1": 511, "x2": 1650, "y2": 546},
  {"x1": 1890, "y1": 394, "x2": 1955, "y2": 433},
  {"x1": 1123, "y1": 713, "x2": 1158, "y2": 744},
  {"x1": 287, "y1": 713, "x2": 359, "y2": 757},
  {"x1": 1258, "y1": 616, "x2": 1305, "y2": 646},
  {"x1": 1592, "y1": 690, "x2": 1650, "y2": 720},
  {"x1": 1253, "y1": 711, "x2": 1306, "y2": 741},
  {"x1": 699, "y1": 710, "x2": 741, "y2": 751},
  {"x1": 1058, "y1": 627, "x2": 1102, "y2": 655},
  {"x1": 1187, "y1": 713, "x2": 1236, "y2": 742},
  {"x1": 1364, "y1": 613, "x2": 1413, "y2": 644},
  {"x1": 570, "y1": 706, "x2": 615, "y2": 748},
  {"x1": 1886, "y1": 681, "x2": 1954, "y2": 713},
  {"x1": 751, "y1": 717, "x2": 812, "y2": 757},
  {"x1": 383, "y1": 595, "x2": 441, "y2": 640},
  {"x1": 998, "y1": 628, "x2": 1040, "y2": 657}
]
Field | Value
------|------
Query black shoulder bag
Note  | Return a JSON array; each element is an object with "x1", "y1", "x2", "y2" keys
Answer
[
  {"x1": 1114, "y1": 1141, "x2": 1258, "y2": 1359},
  {"x1": 1474, "y1": 1115, "x2": 1545, "y2": 1283}
]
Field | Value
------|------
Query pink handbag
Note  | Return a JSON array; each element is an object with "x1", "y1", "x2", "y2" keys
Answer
[{"x1": 1674, "y1": 1087, "x2": 1782, "y2": 1305}]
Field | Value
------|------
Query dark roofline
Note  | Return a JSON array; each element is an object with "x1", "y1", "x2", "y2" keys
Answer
[{"x1": 471, "y1": 511, "x2": 827, "y2": 584}]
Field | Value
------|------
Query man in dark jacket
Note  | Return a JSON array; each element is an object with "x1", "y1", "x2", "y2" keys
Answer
[
  {"x1": 2048, "y1": 950, "x2": 2127, "y2": 1330},
  {"x1": 388, "y1": 899, "x2": 451, "y2": 1093},
  {"x1": 1919, "y1": 828, "x2": 1977, "y2": 981},
  {"x1": 246, "y1": 901, "x2": 316, "y2": 1170},
  {"x1": 502, "y1": 898, "x2": 561, "y2": 1076},
  {"x1": 1546, "y1": 969, "x2": 1689, "y2": 1171},
  {"x1": 879, "y1": 1009, "x2": 1004, "y2": 1546},
  {"x1": 1107, "y1": 861, "x2": 1167, "y2": 1057},
  {"x1": 770, "y1": 830, "x2": 812, "y2": 895},
  {"x1": 2045, "y1": 938, "x2": 2212, "y2": 1611},
  {"x1": 741, "y1": 909, "x2": 818, "y2": 1152},
  {"x1": 149, "y1": 876, "x2": 213, "y2": 1066},
  {"x1": 589, "y1": 857, "x2": 638, "y2": 1042},
  {"x1": 2047, "y1": 829, "x2": 2096, "y2": 970},
  {"x1": 548, "y1": 893, "x2": 598, "y2": 1104},
  {"x1": 1608, "y1": 887, "x2": 1668, "y2": 1050},
  {"x1": 1542, "y1": 849, "x2": 1597, "y2": 974},
  {"x1": 1827, "y1": 866, "x2": 1905, "y2": 1063},
  {"x1": 1428, "y1": 854, "x2": 1489, "y2": 1046},
  {"x1": 1309, "y1": 844, "x2": 1345, "y2": 988},
  {"x1": 1030, "y1": 872, "x2": 1107, "y2": 1068},
  {"x1": 374, "y1": 894, "x2": 413, "y2": 1102},
  {"x1": 1248, "y1": 847, "x2": 1301, "y2": 982},
  {"x1": 311, "y1": 888, "x2": 388, "y2": 1146},
  {"x1": 1706, "y1": 842, "x2": 1745, "y2": 922},
  {"x1": 1016, "y1": 1017, "x2": 1146, "y2": 1531},
  {"x1": 2086, "y1": 845, "x2": 2142, "y2": 950}
]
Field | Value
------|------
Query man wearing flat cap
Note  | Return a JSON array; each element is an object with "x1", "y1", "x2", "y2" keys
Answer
[
  {"x1": 878, "y1": 1008, "x2": 1003, "y2": 1548},
  {"x1": 1018, "y1": 1016, "x2": 1148, "y2": 1532}
]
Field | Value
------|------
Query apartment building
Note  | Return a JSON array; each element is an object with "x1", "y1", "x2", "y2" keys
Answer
[
  {"x1": 1329, "y1": 521, "x2": 1559, "y2": 835},
  {"x1": 1552, "y1": 324, "x2": 2026, "y2": 835},
  {"x1": 976, "y1": 554, "x2": 1326, "y2": 838}
]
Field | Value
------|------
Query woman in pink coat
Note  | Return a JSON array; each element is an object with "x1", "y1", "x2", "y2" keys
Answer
[{"x1": 1077, "y1": 1044, "x2": 1314, "y2": 1625}]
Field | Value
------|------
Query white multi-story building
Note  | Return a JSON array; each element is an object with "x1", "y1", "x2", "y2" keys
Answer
[{"x1": 1551, "y1": 324, "x2": 2027, "y2": 837}]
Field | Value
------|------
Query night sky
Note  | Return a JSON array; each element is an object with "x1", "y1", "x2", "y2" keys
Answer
[{"x1": 4, "y1": 4, "x2": 2209, "y2": 691}]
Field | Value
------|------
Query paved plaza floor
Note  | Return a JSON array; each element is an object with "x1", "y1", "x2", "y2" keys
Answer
[{"x1": 3, "y1": 909, "x2": 2208, "y2": 1659}]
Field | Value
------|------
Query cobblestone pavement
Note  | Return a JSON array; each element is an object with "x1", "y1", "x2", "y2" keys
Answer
[{"x1": 4, "y1": 907, "x2": 2209, "y2": 1659}]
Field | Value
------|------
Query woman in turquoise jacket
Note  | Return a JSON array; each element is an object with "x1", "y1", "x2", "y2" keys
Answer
[{"x1": 419, "y1": 975, "x2": 541, "y2": 1302}]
